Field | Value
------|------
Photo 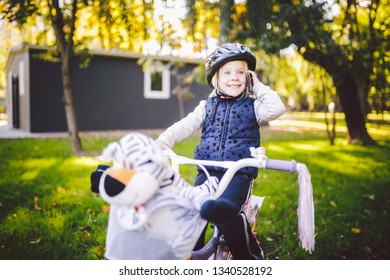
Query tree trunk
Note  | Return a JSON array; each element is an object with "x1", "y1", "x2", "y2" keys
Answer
[
  {"x1": 335, "y1": 72, "x2": 376, "y2": 145},
  {"x1": 49, "y1": 0, "x2": 83, "y2": 154},
  {"x1": 61, "y1": 52, "x2": 83, "y2": 154},
  {"x1": 303, "y1": 47, "x2": 376, "y2": 146},
  {"x1": 219, "y1": 0, "x2": 234, "y2": 44}
]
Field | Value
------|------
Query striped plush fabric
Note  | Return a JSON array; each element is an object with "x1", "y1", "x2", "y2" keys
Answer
[{"x1": 97, "y1": 132, "x2": 218, "y2": 259}]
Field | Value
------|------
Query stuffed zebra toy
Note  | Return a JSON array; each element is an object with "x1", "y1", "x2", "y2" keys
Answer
[{"x1": 90, "y1": 132, "x2": 218, "y2": 260}]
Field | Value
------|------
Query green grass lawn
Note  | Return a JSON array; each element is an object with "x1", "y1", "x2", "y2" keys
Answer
[{"x1": 0, "y1": 112, "x2": 389, "y2": 259}]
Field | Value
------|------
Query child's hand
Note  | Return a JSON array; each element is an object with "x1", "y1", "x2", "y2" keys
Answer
[
  {"x1": 155, "y1": 140, "x2": 170, "y2": 150},
  {"x1": 247, "y1": 70, "x2": 260, "y2": 86}
]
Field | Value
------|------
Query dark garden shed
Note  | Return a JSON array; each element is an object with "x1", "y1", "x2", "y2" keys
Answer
[{"x1": 5, "y1": 44, "x2": 209, "y2": 133}]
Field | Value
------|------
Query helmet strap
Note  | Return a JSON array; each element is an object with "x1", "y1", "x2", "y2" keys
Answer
[{"x1": 216, "y1": 88, "x2": 245, "y2": 100}]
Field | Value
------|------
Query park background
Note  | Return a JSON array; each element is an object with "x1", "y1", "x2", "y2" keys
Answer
[{"x1": 0, "y1": 0, "x2": 389, "y2": 260}]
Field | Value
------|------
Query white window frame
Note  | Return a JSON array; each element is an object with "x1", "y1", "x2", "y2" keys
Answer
[{"x1": 143, "y1": 63, "x2": 170, "y2": 99}]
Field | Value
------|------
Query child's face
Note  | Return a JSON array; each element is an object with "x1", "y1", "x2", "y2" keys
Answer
[{"x1": 217, "y1": 60, "x2": 248, "y2": 97}]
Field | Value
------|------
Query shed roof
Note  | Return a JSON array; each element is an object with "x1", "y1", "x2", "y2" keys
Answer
[{"x1": 5, "y1": 43, "x2": 205, "y2": 72}]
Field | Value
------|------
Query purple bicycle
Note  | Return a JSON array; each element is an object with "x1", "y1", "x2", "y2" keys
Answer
[{"x1": 163, "y1": 147, "x2": 315, "y2": 260}]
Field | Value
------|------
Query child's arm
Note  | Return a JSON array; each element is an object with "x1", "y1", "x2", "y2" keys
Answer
[
  {"x1": 156, "y1": 100, "x2": 206, "y2": 149},
  {"x1": 248, "y1": 71, "x2": 286, "y2": 124}
]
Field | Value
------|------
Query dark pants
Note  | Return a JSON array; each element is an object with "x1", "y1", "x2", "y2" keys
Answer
[{"x1": 194, "y1": 170, "x2": 263, "y2": 259}]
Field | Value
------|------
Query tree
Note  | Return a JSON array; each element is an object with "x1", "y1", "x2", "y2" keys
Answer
[
  {"x1": 1, "y1": 0, "x2": 83, "y2": 153},
  {"x1": 184, "y1": 0, "x2": 389, "y2": 145},
  {"x1": 238, "y1": 0, "x2": 389, "y2": 145},
  {"x1": 219, "y1": 0, "x2": 234, "y2": 44},
  {"x1": 171, "y1": 65, "x2": 196, "y2": 118},
  {"x1": 0, "y1": 0, "x2": 155, "y2": 154},
  {"x1": 51, "y1": 0, "x2": 82, "y2": 153}
]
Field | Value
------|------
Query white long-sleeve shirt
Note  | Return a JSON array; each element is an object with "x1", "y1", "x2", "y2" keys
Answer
[{"x1": 157, "y1": 82, "x2": 286, "y2": 148}]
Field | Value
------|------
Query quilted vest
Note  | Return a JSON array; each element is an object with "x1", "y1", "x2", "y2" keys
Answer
[{"x1": 194, "y1": 96, "x2": 260, "y2": 178}]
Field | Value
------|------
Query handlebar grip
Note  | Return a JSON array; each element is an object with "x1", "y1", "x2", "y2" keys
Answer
[{"x1": 265, "y1": 159, "x2": 298, "y2": 174}]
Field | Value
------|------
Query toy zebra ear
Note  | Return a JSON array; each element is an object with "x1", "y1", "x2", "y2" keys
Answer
[{"x1": 101, "y1": 142, "x2": 120, "y2": 162}]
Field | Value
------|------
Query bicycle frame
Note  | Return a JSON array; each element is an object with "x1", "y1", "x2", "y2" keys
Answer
[{"x1": 191, "y1": 196, "x2": 265, "y2": 260}]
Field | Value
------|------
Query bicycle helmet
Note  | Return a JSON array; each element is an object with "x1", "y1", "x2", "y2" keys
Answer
[{"x1": 206, "y1": 43, "x2": 256, "y2": 89}]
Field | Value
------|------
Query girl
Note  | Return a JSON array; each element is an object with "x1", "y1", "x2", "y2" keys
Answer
[{"x1": 156, "y1": 43, "x2": 286, "y2": 259}]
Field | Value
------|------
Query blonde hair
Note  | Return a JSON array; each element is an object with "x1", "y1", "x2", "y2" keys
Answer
[{"x1": 208, "y1": 73, "x2": 219, "y2": 97}]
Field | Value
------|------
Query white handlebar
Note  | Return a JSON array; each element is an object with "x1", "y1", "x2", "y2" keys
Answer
[
  {"x1": 266, "y1": 159, "x2": 297, "y2": 174},
  {"x1": 162, "y1": 149, "x2": 298, "y2": 198}
]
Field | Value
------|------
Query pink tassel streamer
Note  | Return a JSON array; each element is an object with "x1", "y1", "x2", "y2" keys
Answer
[{"x1": 297, "y1": 163, "x2": 315, "y2": 253}]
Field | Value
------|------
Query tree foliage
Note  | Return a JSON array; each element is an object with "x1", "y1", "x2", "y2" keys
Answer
[
  {"x1": 1, "y1": 0, "x2": 388, "y2": 147},
  {"x1": 0, "y1": 0, "x2": 156, "y2": 154},
  {"x1": 184, "y1": 0, "x2": 389, "y2": 145},
  {"x1": 75, "y1": 0, "x2": 154, "y2": 51},
  {"x1": 183, "y1": 0, "x2": 219, "y2": 52}
]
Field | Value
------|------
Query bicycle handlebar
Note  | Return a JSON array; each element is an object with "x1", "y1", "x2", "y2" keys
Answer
[
  {"x1": 266, "y1": 159, "x2": 297, "y2": 174},
  {"x1": 162, "y1": 149, "x2": 299, "y2": 199},
  {"x1": 215, "y1": 157, "x2": 297, "y2": 198}
]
